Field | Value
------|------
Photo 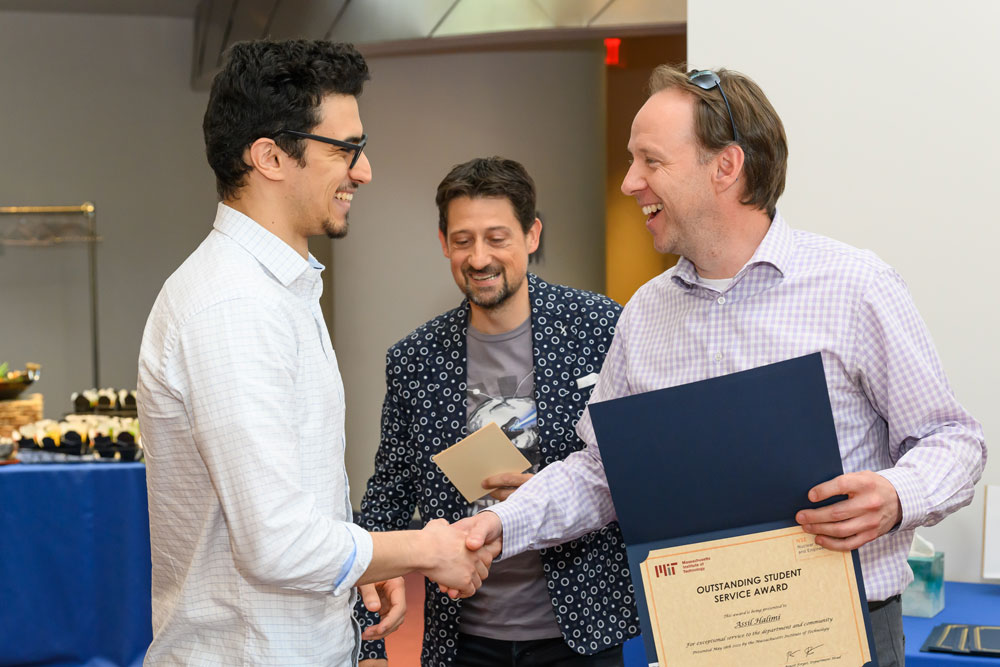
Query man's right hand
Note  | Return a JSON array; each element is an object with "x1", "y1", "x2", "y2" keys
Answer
[
  {"x1": 435, "y1": 512, "x2": 504, "y2": 598},
  {"x1": 417, "y1": 518, "x2": 498, "y2": 598},
  {"x1": 462, "y1": 510, "x2": 504, "y2": 552}
]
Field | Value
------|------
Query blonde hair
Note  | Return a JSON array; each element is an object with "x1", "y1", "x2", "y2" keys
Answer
[{"x1": 649, "y1": 65, "x2": 787, "y2": 219}]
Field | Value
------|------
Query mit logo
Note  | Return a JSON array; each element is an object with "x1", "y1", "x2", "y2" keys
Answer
[{"x1": 654, "y1": 562, "x2": 678, "y2": 577}]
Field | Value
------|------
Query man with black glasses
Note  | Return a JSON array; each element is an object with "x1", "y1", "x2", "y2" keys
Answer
[
  {"x1": 138, "y1": 40, "x2": 496, "y2": 666},
  {"x1": 462, "y1": 65, "x2": 986, "y2": 667}
]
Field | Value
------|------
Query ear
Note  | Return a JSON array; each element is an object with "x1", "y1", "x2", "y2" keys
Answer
[
  {"x1": 713, "y1": 143, "x2": 745, "y2": 194},
  {"x1": 438, "y1": 229, "x2": 450, "y2": 258},
  {"x1": 526, "y1": 217, "x2": 542, "y2": 254},
  {"x1": 246, "y1": 137, "x2": 288, "y2": 183}
]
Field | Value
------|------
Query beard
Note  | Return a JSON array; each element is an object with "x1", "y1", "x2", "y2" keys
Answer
[
  {"x1": 323, "y1": 216, "x2": 348, "y2": 239},
  {"x1": 462, "y1": 265, "x2": 522, "y2": 309}
]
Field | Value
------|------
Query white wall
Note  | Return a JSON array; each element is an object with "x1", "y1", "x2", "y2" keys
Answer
[
  {"x1": 336, "y1": 47, "x2": 607, "y2": 508},
  {"x1": 0, "y1": 11, "x2": 216, "y2": 409},
  {"x1": 689, "y1": 0, "x2": 999, "y2": 582}
]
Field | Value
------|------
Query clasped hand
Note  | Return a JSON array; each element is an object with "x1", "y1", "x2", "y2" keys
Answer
[
  {"x1": 795, "y1": 470, "x2": 902, "y2": 551},
  {"x1": 419, "y1": 518, "x2": 500, "y2": 599}
]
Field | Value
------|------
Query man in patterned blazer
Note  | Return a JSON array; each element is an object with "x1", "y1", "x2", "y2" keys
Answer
[{"x1": 356, "y1": 157, "x2": 639, "y2": 666}]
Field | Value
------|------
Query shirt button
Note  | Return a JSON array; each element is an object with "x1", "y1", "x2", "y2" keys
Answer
[
  {"x1": 717, "y1": 296, "x2": 726, "y2": 304},
  {"x1": 714, "y1": 352, "x2": 723, "y2": 362}
]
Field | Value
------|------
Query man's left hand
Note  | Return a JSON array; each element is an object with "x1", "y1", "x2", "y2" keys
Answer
[
  {"x1": 482, "y1": 472, "x2": 534, "y2": 501},
  {"x1": 358, "y1": 577, "x2": 407, "y2": 640},
  {"x1": 795, "y1": 471, "x2": 902, "y2": 551}
]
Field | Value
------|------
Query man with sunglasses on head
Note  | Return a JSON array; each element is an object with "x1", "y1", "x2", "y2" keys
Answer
[
  {"x1": 461, "y1": 65, "x2": 986, "y2": 667},
  {"x1": 137, "y1": 40, "x2": 497, "y2": 666},
  {"x1": 356, "y1": 157, "x2": 639, "y2": 666}
]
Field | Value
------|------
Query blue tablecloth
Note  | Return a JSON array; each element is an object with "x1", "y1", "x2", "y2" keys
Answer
[
  {"x1": 622, "y1": 580, "x2": 1000, "y2": 666},
  {"x1": 3, "y1": 465, "x2": 995, "y2": 667},
  {"x1": 0, "y1": 463, "x2": 151, "y2": 667},
  {"x1": 903, "y1": 581, "x2": 1000, "y2": 665}
]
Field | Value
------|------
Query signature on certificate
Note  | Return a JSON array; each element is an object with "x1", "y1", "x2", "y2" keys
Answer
[{"x1": 786, "y1": 644, "x2": 824, "y2": 663}]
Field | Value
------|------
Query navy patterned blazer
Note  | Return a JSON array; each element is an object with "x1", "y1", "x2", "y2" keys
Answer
[{"x1": 356, "y1": 273, "x2": 639, "y2": 665}]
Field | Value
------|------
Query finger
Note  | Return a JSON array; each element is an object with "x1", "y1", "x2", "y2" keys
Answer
[
  {"x1": 482, "y1": 472, "x2": 530, "y2": 488},
  {"x1": 801, "y1": 511, "x2": 882, "y2": 539},
  {"x1": 364, "y1": 578, "x2": 408, "y2": 639},
  {"x1": 382, "y1": 577, "x2": 407, "y2": 621},
  {"x1": 812, "y1": 528, "x2": 880, "y2": 552},
  {"x1": 466, "y1": 524, "x2": 487, "y2": 550},
  {"x1": 465, "y1": 512, "x2": 500, "y2": 550},
  {"x1": 488, "y1": 488, "x2": 515, "y2": 501},
  {"x1": 475, "y1": 556, "x2": 489, "y2": 582},
  {"x1": 358, "y1": 583, "x2": 381, "y2": 612},
  {"x1": 806, "y1": 471, "x2": 879, "y2": 504},
  {"x1": 438, "y1": 581, "x2": 468, "y2": 599},
  {"x1": 796, "y1": 497, "x2": 867, "y2": 526},
  {"x1": 483, "y1": 536, "x2": 503, "y2": 560},
  {"x1": 477, "y1": 546, "x2": 495, "y2": 567},
  {"x1": 363, "y1": 600, "x2": 407, "y2": 640}
]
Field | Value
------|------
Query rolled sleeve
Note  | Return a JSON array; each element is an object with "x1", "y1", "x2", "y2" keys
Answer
[{"x1": 333, "y1": 523, "x2": 373, "y2": 595}]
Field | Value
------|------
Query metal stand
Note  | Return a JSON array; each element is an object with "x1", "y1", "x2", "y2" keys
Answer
[{"x1": 0, "y1": 203, "x2": 100, "y2": 388}]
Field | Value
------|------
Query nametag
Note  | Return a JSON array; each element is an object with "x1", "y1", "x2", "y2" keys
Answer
[{"x1": 576, "y1": 372, "x2": 599, "y2": 389}]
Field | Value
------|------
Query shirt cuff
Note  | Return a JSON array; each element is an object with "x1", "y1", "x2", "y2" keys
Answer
[
  {"x1": 333, "y1": 521, "x2": 374, "y2": 595},
  {"x1": 876, "y1": 466, "x2": 926, "y2": 533},
  {"x1": 484, "y1": 502, "x2": 529, "y2": 561}
]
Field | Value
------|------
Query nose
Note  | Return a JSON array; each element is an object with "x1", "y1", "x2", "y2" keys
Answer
[
  {"x1": 468, "y1": 240, "x2": 492, "y2": 268},
  {"x1": 350, "y1": 151, "x2": 372, "y2": 184},
  {"x1": 620, "y1": 161, "x2": 644, "y2": 196}
]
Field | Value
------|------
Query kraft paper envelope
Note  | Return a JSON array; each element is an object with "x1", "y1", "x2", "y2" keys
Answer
[{"x1": 432, "y1": 422, "x2": 531, "y2": 502}]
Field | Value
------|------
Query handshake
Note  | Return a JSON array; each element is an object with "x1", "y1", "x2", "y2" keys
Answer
[
  {"x1": 357, "y1": 509, "x2": 506, "y2": 642},
  {"x1": 409, "y1": 510, "x2": 507, "y2": 598}
]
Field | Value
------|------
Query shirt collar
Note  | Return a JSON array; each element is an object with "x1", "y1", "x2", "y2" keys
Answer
[
  {"x1": 672, "y1": 210, "x2": 794, "y2": 290},
  {"x1": 212, "y1": 203, "x2": 319, "y2": 287}
]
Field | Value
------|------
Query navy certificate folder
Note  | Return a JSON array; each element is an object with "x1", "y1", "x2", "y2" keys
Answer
[{"x1": 589, "y1": 352, "x2": 876, "y2": 665}]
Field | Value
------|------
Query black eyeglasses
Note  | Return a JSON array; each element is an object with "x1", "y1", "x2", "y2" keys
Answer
[
  {"x1": 688, "y1": 70, "x2": 740, "y2": 143},
  {"x1": 272, "y1": 129, "x2": 368, "y2": 169}
]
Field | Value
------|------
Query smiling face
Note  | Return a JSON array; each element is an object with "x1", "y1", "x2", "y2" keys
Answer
[
  {"x1": 621, "y1": 88, "x2": 722, "y2": 260},
  {"x1": 287, "y1": 93, "x2": 372, "y2": 240},
  {"x1": 439, "y1": 196, "x2": 540, "y2": 322}
]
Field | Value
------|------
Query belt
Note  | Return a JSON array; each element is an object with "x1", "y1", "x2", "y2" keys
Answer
[{"x1": 868, "y1": 594, "x2": 901, "y2": 612}]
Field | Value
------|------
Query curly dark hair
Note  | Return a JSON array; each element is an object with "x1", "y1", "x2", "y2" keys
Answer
[{"x1": 203, "y1": 40, "x2": 370, "y2": 201}]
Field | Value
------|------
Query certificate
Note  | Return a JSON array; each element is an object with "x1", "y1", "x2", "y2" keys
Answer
[
  {"x1": 589, "y1": 354, "x2": 877, "y2": 665},
  {"x1": 641, "y1": 526, "x2": 870, "y2": 667}
]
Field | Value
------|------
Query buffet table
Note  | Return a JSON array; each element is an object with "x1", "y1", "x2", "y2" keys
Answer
[
  {"x1": 0, "y1": 462, "x2": 151, "y2": 667},
  {"x1": 2, "y1": 464, "x2": 995, "y2": 667}
]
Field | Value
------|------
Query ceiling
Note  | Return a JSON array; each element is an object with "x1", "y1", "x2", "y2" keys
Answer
[
  {"x1": 0, "y1": 0, "x2": 199, "y2": 17},
  {"x1": 0, "y1": 0, "x2": 685, "y2": 88}
]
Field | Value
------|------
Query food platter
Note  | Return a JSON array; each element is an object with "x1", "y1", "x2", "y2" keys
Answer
[{"x1": 0, "y1": 363, "x2": 40, "y2": 401}]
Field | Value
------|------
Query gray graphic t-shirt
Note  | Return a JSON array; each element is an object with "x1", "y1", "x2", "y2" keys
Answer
[{"x1": 458, "y1": 318, "x2": 562, "y2": 640}]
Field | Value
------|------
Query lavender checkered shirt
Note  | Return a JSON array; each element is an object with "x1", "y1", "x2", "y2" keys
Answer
[{"x1": 490, "y1": 212, "x2": 985, "y2": 601}]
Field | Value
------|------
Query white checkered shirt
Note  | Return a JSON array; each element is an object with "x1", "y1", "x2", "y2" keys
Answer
[
  {"x1": 138, "y1": 204, "x2": 372, "y2": 665},
  {"x1": 491, "y1": 212, "x2": 985, "y2": 602}
]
